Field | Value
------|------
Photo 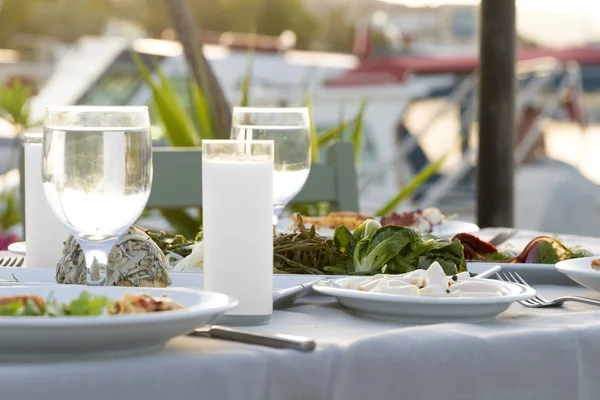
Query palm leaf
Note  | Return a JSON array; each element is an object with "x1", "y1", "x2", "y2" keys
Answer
[
  {"x1": 0, "y1": 80, "x2": 31, "y2": 129},
  {"x1": 303, "y1": 96, "x2": 319, "y2": 162},
  {"x1": 152, "y1": 59, "x2": 201, "y2": 145},
  {"x1": 374, "y1": 152, "x2": 450, "y2": 217},
  {"x1": 132, "y1": 54, "x2": 199, "y2": 147},
  {"x1": 349, "y1": 99, "x2": 366, "y2": 163},
  {"x1": 239, "y1": 28, "x2": 257, "y2": 107},
  {"x1": 0, "y1": 191, "x2": 20, "y2": 231},
  {"x1": 317, "y1": 119, "x2": 354, "y2": 147},
  {"x1": 190, "y1": 81, "x2": 215, "y2": 140}
]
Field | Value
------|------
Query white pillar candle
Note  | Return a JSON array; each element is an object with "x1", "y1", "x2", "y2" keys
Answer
[
  {"x1": 202, "y1": 140, "x2": 274, "y2": 325},
  {"x1": 24, "y1": 133, "x2": 70, "y2": 268}
]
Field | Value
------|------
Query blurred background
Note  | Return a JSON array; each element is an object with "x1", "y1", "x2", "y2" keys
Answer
[{"x1": 2, "y1": 0, "x2": 600, "y2": 245}]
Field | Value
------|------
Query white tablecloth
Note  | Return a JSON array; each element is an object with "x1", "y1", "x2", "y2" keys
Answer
[{"x1": 3, "y1": 228, "x2": 600, "y2": 400}]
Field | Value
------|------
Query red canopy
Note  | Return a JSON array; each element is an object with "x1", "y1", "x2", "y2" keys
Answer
[{"x1": 325, "y1": 47, "x2": 600, "y2": 87}]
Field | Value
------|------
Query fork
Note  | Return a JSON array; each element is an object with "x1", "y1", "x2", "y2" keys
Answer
[
  {"x1": 496, "y1": 271, "x2": 600, "y2": 308},
  {"x1": 0, "y1": 257, "x2": 25, "y2": 267},
  {"x1": 488, "y1": 229, "x2": 517, "y2": 247}
]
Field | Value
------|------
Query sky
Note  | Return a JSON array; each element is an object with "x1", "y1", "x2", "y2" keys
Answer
[{"x1": 378, "y1": 0, "x2": 600, "y2": 47}]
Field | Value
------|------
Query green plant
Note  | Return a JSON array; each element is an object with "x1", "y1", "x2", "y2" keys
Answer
[
  {"x1": 239, "y1": 27, "x2": 257, "y2": 108},
  {"x1": 374, "y1": 152, "x2": 450, "y2": 217},
  {"x1": 135, "y1": 47, "x2": 446, "y2": 233},
  {"x1": 134, "y1": 53, "x2": 367, "y2": 232},
  {"x1": 0, "y1": 191, "x2": 21, "y2": 232},
  {"x1": 304, "y1": 96, "x2": 366, "y2": 163},
  {"x1": 133, "y1": 56, "x2": 202, "y2": 146},
  {"x1": 0, "y1": 79, "x2": 37, "y2": 237},
  {"x1": 0, "y1": 79, "x2": 34, "y2": 133}
]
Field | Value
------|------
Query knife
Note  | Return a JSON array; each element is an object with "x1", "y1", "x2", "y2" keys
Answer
[
  {"x1": 473, "y1": 265, "x2": 502, "y2": 279},
  {"x1": 487, "y1": 229, "x2": 517, "y2": 247},
  {"x1": 273, "y1": 279, "x2": 321, "y2": 309},
  {"x1": 190, "y1": 326, "x2": 316, "y2": 352}
]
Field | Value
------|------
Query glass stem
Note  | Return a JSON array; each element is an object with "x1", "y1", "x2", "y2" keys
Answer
[
  {"x1": 77, "y1": 238, "x2": 117, "y2": 286},
  {"x1": 273, "y1": 205, "x2": 285, "y2": 227}
]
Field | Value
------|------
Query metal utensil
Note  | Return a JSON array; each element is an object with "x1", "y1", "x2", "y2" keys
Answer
[
  {"x1": 474, "y1": 265, "x2": 502, "y2": 279},
  {"x1": 190, "y1": 325, "x2": 316, "y2": 352},
  {"x1": 273, "y1": 279, "x2": 320, "y2": 309},
  {"x1": 488, "y1": 229, "x2": 517, "y2": 246},
  {"x1": 496, "y1": 271, "x2": 600, "y2": 308},
  {"x1": 0, "y1": 257, "x2": 25, "y2": 267}
]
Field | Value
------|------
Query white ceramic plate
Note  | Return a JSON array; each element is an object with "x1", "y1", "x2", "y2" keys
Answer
[
  {"x1": 0, "y1": 284, "x2": 237, "y2": 361},
  {"x1": 556, "y1": 256, "x2": 600, "y2": 291},
  {"x1": 432, "y1": 220, "x2": 479, "y2": 237},
  {"x1": 7, "y1": 241, "x2": 25, "y2": 255},
  {"x1": 277, "y1": 217, "x2": 478, "y2": 238},
  {"x1": 313, "y1": 277, "x2": 535, "y2": 323}
]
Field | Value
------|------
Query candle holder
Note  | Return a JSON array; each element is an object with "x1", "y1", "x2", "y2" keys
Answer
[{"x1": 202, "y1": 139, "x2": 274, "y2": 325}]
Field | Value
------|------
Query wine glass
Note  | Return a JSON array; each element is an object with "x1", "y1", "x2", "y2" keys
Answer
[
  {"x1": 42, "y1": 106, "x2": 152, "y2": 286},
  {"x1": 230, "y1": 107, "x2": 311, "y2": 227}
]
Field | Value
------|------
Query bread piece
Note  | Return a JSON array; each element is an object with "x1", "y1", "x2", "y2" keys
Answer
[
  {"x1": 290, "y1": 212, "x2": 372, "y2": 230},
  {"x1": 109, "y1": 293, "x2": 184, "y2": 315},
  {"x1": 0, "y1": 294, "x2": 45, "y2": 309}
]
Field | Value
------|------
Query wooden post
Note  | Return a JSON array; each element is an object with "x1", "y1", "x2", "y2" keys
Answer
[{"x1": 476, "y1": 0, "x2": 516, "y2": 228}]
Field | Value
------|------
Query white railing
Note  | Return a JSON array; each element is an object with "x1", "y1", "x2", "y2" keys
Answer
[
  {"x1": 417, "y1": 59, "x2": 579, "y2": 208},
  {"x1": 361, "y1": 57, "x2": 585, "y2": 209}
]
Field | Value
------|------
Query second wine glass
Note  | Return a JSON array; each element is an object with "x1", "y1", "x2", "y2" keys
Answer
[{"x1": 230, "y1": 107, "x2": 311, "y2": 226}]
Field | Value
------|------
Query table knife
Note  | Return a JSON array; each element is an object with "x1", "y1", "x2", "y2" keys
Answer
[
  {"x1": 190, "y1": 326, "x2": 316, "y2": 352},
  {"x1": 487, "y1": 229, "x2": 517, "y2": 246},
  {"x1": 273, "y1": 279, "x2": 321, "y2": 309}
]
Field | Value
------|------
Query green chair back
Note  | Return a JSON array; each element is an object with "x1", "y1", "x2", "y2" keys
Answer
[
  {"x1": 147, "y1": 140, "x2": 359, "y2": 212},
  {"x1": 17, "y1": 141, "x2": 360, "y2": 239}
]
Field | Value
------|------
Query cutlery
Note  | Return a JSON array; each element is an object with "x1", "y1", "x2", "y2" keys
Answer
[
  {"x1": 474, "y1": 265, "x2": 502, "y2": 279},
  {"x1": 0, "y1": 257, "x2": 25, "y2": 267},
  {"x1": 487, "y1": 229, "x2": 517, "y2": 247},
  {"x1": 189, "y1": 325, "x2": 316, "y2": 352},
  {"x1": 496, "y1": 271, "x2": 600, "y2": 308},
  {"x1": 273, "y1": 279, "x2": 320, "y2": 309}
]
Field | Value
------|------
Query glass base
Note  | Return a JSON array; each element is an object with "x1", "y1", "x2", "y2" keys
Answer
[
  {"x1": 86, "y1": 277, "x2": 108, "y2": 286},
  {"x1": 215, "y1": 314, "x2": 272, "y2": 326}
]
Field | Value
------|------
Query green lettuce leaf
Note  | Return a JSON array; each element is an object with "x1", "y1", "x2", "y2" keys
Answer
[
  {"x1": 65, "y1": 292, "x2": 114, "y2": 316},
  {"x1": 416, "y1": 238, "x2": 467, "y2": 275},
  {"x1": 333, "y1": 225, "x2": 358, "y2": 255},
  {"x1": 353, "y1": 226, "x2": 419, "y2": 273},
  {"x1": 352, "y1": 219, "x2": 382, "y2": 241}
]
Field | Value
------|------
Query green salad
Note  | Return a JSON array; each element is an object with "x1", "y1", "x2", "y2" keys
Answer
[
  {"x1": 145, "y1": 218, "x2": 467, "y2": 276},
  {"x1": 0, "y1": 292, "x2": 114, "y2": 317},
  {"x1": 330, "y1": 219, "x2": 467, "y2": 276}
]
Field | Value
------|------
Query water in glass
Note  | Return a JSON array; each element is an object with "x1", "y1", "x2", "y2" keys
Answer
[
  {"x1": 43, "y1": 127, "x2": 151, "y2": 239},
  {"x1": 231, "y1": 122, "x2": 310, "y2": 224},
  {"x1": 42, "y1": 107, "x2": 152, "y2": 286}
]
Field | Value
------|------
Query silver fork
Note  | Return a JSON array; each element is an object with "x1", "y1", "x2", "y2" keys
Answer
[
  {"x1": 496, "y1": 271, "x2": 600, "y2": 308},
  {"x1": 0, "y1": 257, "x2": 25, "y2": 267},
  {"x1": 488, "y1": 229, "x2": 517, "y2": 247}
]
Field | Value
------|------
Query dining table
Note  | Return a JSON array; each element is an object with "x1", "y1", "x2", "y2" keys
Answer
[{"x1": 2, "y1": 227, "x2": 600, "y2": 400}]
